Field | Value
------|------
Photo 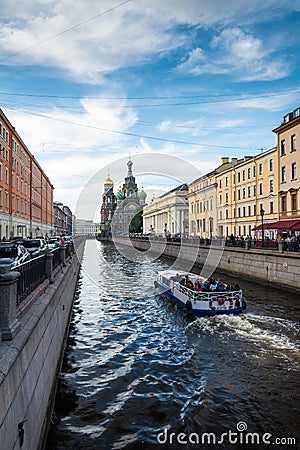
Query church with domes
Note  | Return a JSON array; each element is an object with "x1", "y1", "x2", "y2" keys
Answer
[{"x1": 99, "y1": 158, "x2": 147, "y2": 237}]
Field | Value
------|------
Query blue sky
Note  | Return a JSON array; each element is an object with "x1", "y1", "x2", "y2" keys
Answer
[{"x1": 1, "y1": 0, "x2": 300, "y2": 216}]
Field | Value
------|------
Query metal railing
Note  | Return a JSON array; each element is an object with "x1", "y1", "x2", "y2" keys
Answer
[
  {"x1": 51, "y1": 247, "x2": 61, "y2": 270},
  {"x1": 130, "y1": 235, "x2": 300, "y2": 252},
  {"x1": 13, "y1": 255, "x2": 47, "y2": 305}
]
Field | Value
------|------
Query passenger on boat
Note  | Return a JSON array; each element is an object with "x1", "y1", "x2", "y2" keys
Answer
[
  {"x1": 179, "y1": 278, "x2": 186, "y2": 286},
  {"x1": 185, "y1": 277, "x2": 194, "y2": 290},
  {"x1": 194, "y1": 279, "x2": 202, "y2": 291}
]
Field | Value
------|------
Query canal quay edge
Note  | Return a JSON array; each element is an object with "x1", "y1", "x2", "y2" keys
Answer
[
  {"x1": 0, "y1": 237, "x2": 86, "y2": 450},
  {"x1": 124, "y1": 237, "x2": 300, "y2": 293}
]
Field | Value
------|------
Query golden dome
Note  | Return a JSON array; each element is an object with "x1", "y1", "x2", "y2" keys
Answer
[{"x1": 104, "y1": 175, "x2": 113, "y2": 186}]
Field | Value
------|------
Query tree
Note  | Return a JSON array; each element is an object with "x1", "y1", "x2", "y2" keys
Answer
[{"x1": 129, "y1": 208, "x2": 143, "y2": 233}]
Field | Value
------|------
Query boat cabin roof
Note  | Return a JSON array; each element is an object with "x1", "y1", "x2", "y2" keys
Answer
[{"x1": 159, "y1": 270, "x2": 204, "y2": 283}]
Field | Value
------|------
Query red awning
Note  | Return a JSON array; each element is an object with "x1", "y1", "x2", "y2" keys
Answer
[
  {"x1": 272, "y1": 219, "x2": 300, "y2": 230},
  {"x1": 252, "y1": 222, "x2": 278, "y2": 231},
  {"x1": 291, "y1": 221, "x2": 300, "y2": 231},
  {"x1": 252, "y1": 219, "x2": 300, "y2": 231}
]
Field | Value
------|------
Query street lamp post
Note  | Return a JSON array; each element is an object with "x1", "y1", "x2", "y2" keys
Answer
[{"x1": 260, "y1": 206, "x2": 265, "y2": 248}]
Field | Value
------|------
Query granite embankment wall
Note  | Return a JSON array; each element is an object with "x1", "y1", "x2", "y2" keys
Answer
[
  {"x1": 0, "y1": 239, "x2": 85, "y2": 450},
  {"x1": 121, "y1": 238, "x2": 300, "y2": 291}
]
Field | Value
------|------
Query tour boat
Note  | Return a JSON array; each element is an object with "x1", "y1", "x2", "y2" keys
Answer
[{"x1": 154, "y1": 270, "x2": 246, "y2": 317}]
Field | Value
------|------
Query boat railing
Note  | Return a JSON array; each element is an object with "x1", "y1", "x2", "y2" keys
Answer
[{"x1": 174, "y1": 283, "x2": 242, "y2": 303}]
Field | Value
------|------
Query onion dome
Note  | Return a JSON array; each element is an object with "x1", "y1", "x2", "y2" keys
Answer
[
  {"x1": 138, "y1": 187, "x2": 147, "y2": 200},
  {"x1": 116, "y1": 189, "x2": 125, "y2": 200},
  {"x1": 104, "y1": 175, "x2": 114, "y2": 186}
]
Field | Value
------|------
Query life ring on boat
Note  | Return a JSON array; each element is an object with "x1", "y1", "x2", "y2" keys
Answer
[
  {"x1": 209, "y1": 297, "x2": 221, "y2": 310},
  {"x1": 209, "y1": 297, "x2": 233, "y2": 310},
  {"x1": 186, "y1": 300, "x2": 192, "y2": 311},
  {"x1": 223, "y1": 297, "x2": 234, "y2": 309}
]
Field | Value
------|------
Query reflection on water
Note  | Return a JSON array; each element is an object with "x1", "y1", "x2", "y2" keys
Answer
[{"x1": 46, "y1": 240, "x2": 299, "y2": 449}]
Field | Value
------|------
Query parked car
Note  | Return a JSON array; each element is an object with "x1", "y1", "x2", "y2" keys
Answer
[
  {"x1": 21, "y1": 238, "x2": 47, "y2": 258},
  {"x1": 0, "y1": 242, "x2": 30, "y2": 267},
  {"x1": 47, "y1": 237, "x2": 61, "y2": 249}
]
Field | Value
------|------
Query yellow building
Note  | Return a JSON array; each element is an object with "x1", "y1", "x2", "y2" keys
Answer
[
  {"x1": 188, "y1": 158, "x2": 236, "y2": 238},
  {"x1": 216, "y1": 149, "x2": 278, "y2": 239},
  {"x1": 273, "y1": 106, "x2": 300, "y2": 221}
]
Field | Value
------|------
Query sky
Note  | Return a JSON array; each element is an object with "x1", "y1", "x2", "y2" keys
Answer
[{"x1": 0, "y1": 0, "x2": 300, "y2": 219}]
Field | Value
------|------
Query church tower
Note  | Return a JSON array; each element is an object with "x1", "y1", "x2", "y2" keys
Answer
[
  {"x1": 122, "y1": 158, "x2": 138, "y2": 199},
  {"x1": 101, "y1": 174, "x2": 117, "y2": 224}
]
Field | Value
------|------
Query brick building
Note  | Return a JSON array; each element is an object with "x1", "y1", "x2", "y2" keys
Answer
[{"x1": 0, "y1": 108, "x2": 54, "y2": 239}]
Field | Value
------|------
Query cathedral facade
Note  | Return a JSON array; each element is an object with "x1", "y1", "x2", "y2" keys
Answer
[{"x1": 99, "y1": 158, "x2": 147, "y2": 237}]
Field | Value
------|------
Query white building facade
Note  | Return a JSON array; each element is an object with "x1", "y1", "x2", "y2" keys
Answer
[{"x1": 143, "y1": 184, "x2": 189, "y2": 236}]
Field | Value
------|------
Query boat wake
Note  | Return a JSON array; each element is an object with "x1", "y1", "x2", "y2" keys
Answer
[{"x1": 186, "y1": 313, "x2": 299, "y2": 363}]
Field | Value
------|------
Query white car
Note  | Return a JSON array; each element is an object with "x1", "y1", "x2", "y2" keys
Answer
[{"x1": 21, "y1": 238, "x2": 47, "y2": 258}]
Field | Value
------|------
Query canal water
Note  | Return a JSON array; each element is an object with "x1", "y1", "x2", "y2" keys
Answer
[{"x1": 46, "y1": 239, "x2": 299, "y2": 449}]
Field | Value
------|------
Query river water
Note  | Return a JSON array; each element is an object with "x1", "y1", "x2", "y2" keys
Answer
[{"x1": 46, "y1": 239, "x2": 299, "y2": 449}]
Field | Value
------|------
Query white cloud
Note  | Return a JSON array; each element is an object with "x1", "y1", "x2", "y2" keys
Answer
[
  {"x1": 5, "y1": 97, "x2": 137, "y2": 154},
  {"x1": 178, "y1": 27, "x2": 289, "y2": 81},
  {"x1": 0, "y1": 0, "x2": 297, "y2": 83}
]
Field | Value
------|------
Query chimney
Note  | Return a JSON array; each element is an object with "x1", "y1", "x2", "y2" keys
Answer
[
  {"x1": 221, "y1": 157, "x2": 229, "y2": 164},
  {"x1": 231, "y1": 158, "x2": 237, "y2": 165}
]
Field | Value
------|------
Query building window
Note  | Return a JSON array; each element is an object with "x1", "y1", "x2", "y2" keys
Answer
[
  {"x1": 270, "y1": 201, "x2": 274, "y2": 214},
  {"x1": 259, "y1": 163, "x2": 262, "y2": 176},
  {"x1": 248, "y1": 205, "x2": 251, "y2": 216},
  {"x1": 219, "y1": 194, "x2": 222, "y2": 205},
  {"x1": 291, "y1": 193, "x2": 297, "y2": 211},
  {"x1": 238, "y1": 207, "x2": 241, "y2": 217},
  {"x1": 5, "y1": 168, "x2": 9, "y2": 184},
  {"x1": 253, "y1": 184, "x2": 256, "y2": 196},
  {"x1": 291, "y1": 134, "x2": 296, "y2": 152},
  {"x1": 238, "y1": 189, "x2": 241, "y2": 200},
  {"x1": 282, "y1": 195, "x2": 287, "y2": 212},
  {"x1": 248, "y1": 168, "x2": 251, "y2": 179},
  {"x1": 269, "y1": 159, "x2": 273, "y2": 172},
  {"x1": 233, "y1": 173, "x2": 236, "y2": 184},
  {"x1": 242, "y1": 170, "x2": 245, "y2": 181},
  {"x1": 225, "y1": 191, "x2": 228, "y2": 203},
  {"x1": 281, "y1": 139, "x2": 286, "y2": 156},
  {"x1": 243, "y1": 206, "x2": 246, "y2": 217},
  {"x1": 253, "y1": 204, "x2": 256, "y2": 216},
  {"x1": 237, "y1": 172, "x2": 241, "y2": 183},
  {"x1": 233, "y1": 190, "x2": 235, "y2": 201},
  {"x1": 269, "y1": 179, "x2": 274, "y2": 193},
  {"x1": 248, "y1": 186, "x2": 251, "y2": 197},
  {"x1": 219, "y1": 180, "x2": 222, "y2": 188},
  {"x1": 259, "y1": 182, "x2": 263, "y2": 195},
  {"x1": 281, "y1": 166, "x2": 286, "y2": 183},
  {"x1": 291, "y1": 163, "x2": 297, "y2": 180},
  {"x1": 253, "y1": 165, "x2": 256, "y2": 177},
  {"x1": 225, "y1": 209, "x2": 228, "y2": 219},
  {"x1": 242, "y1": 188, "x2": 246, "y2": 199},
  {"x1": 225, "y1": 177, "x2": 228, "y2": 187}
]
